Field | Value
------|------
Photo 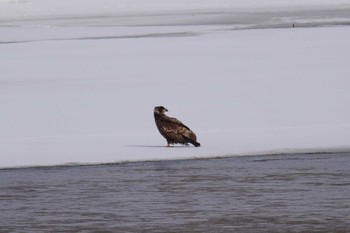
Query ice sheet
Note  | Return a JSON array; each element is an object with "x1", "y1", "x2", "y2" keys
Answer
[{"x1": 1, "y1": 1, "x2": 350, "y2": 168}]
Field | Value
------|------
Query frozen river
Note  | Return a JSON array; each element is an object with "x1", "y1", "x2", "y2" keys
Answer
[
  {"x1": 1, "y1": 1, "x2": 350, "y2": 232},
  {"x1": 1, "y1": 0, "x2": 350, "y2": 168}
]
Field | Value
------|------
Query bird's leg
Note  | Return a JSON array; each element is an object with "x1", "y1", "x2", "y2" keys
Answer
[{"x1": 166, "y1": 142, "x2": 174, "y2": 147}]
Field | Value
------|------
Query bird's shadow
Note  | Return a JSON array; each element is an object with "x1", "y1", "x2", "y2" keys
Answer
[{"x1": 125, "y1": 145, "x2": 192, "y2": 148}]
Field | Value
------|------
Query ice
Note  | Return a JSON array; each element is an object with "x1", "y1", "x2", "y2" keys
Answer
[{"x1": 1, "y1": 0, "x2": 350, "y2": 168}]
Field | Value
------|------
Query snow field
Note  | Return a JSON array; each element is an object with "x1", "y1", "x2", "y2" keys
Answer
[{"x1": 1, "y1": 26, "x2": 350, "y2": 168}]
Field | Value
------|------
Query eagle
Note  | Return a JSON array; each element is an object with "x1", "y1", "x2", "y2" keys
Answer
[{"x1": 154, "y1": 106, "x2": 200, "y2": 147}]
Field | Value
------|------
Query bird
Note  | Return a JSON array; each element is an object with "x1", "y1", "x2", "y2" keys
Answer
[{"x1": 154, "y1": 106, "x2": 200, "y2": 147}]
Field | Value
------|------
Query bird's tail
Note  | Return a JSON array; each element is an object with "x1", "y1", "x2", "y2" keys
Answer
[{"x1": 185, "y1": 137, "x2": 201, "y2": 147}]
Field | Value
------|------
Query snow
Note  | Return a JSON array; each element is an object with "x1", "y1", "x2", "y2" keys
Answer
[{"x1": 1, "y1": 1, "x2": 350, "y2": 168}]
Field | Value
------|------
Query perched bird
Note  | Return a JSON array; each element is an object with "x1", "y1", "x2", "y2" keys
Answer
[{"x1": 154, "y1": 106, "x2": 200, "y2": 147}]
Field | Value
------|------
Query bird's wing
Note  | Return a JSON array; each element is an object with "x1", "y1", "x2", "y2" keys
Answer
[
  {"x1": 163, "y1": 116, "x2": 190, "y2": 130},
  {"x1": 157, "y1": 115, "x2": 197, "y2": 143}
]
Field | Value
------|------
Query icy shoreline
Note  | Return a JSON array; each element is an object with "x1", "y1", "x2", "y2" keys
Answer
[{"x1": 2, "y1": 26, "x2": 350, "y2": 168}]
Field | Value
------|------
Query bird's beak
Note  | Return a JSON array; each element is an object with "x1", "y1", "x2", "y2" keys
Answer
[{"x1": 164, "y1": 108, "x2": 168, "y2": 112}]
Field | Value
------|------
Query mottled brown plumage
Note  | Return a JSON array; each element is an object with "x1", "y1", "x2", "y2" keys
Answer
[{"x1": 154, "y1": 106, "x2": 200, "y2": 147}]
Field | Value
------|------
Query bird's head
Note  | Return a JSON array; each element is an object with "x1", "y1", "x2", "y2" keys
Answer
[{"x1": 154, "y1": 106, "x2": 168, "y2": 115}]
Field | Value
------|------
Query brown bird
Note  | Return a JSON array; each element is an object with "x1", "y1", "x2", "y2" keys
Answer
[{"x1": 154, "y1": 106, "x2": 200, "y2": 147}]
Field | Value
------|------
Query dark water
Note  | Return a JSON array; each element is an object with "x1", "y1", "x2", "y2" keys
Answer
[{"x1": 1, "y1": 152, "x2": 349, "y2": 233}]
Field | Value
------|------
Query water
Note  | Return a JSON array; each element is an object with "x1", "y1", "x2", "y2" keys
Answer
[{"x1": 1, "y1": 152, "x2": 349, "y2": 232}]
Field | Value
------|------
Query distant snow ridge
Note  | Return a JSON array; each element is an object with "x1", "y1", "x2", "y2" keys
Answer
[{"x1": 1, "y1": 0, "x2": 350, "y2": 27}]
